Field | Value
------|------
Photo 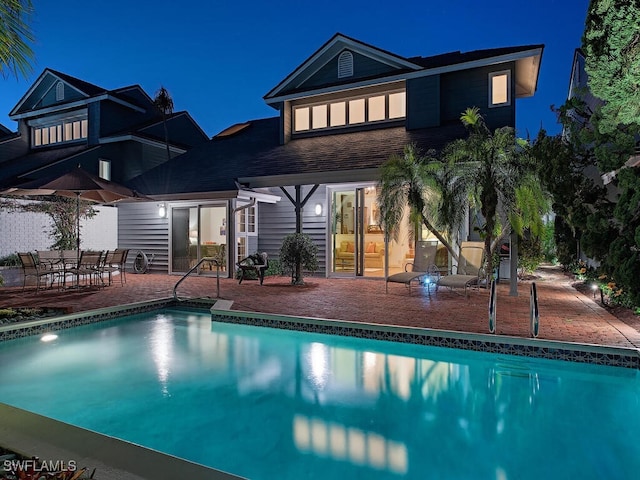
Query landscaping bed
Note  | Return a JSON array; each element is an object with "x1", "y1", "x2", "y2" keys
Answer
[{"x1": 0, "y1": 307, "x2": 68, "y2": 325}]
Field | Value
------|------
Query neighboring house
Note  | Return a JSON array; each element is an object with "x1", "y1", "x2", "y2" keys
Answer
[
  {"x1": 0, "y1": 69, "x2": 208, "y2": 258},
  {"x1": 126, "y1": 33, "x2": 543, "y2": 279}
]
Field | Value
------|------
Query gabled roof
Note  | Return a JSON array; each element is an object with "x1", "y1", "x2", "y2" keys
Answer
[
  {"x1": 265, "y1": 33, "x2": 543, "y2": 105},
  {"x1": 128, "y1": 117, "x2": 467, "y2": 197},
  {"x1": 9, "y1": 68, "x2": 147, "y2": 119}
]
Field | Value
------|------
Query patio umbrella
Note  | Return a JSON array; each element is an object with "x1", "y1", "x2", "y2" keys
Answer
[{"x1": 1, "y1": 165, "x2": 149, "y2": 265}]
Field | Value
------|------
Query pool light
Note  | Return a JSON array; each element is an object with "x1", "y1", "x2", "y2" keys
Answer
[{"x1": 41, "y1": 333, "x2": 58, "y2": 342}]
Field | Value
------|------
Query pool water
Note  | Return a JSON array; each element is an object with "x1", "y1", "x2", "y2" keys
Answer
[{"x1": 0, "y1": 309, "x2": 639, "y2": 479}]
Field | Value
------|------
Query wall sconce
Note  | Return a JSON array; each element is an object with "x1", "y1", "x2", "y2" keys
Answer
[
  {"x1": 314, "y1": 203, "x2": 323, "y2": 216},
  {"x1": 158, "y1": 203, "x2": 167, "y2": 218}
]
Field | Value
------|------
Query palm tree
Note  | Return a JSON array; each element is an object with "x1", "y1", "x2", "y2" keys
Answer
[
  {"x1": 442, "y1": 107, "x2": 547, "y2": 277},
  {"x1": 0, "y1": 0, "x2": 35, "y2": 79},
  {"x1": 153, "y1": 86, "x2": 174, "y2": 162},
  {"x1": 377, "y1": 144, "x2": 460, "y2": 263}
]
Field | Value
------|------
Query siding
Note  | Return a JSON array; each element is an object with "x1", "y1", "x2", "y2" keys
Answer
[
  {"x1": 117, "y1": 202, "x2": 169, "y2": 273},
  {"x1": 440, "y1": 63, "x2": 516, "y2": 129},
  {"x1": 297, "y1": 51, "x2": 398, "y2": 91},
  {"x1": 258, "y1": 185, "x2": 327, "y2": 275},
  {"x1": 407, "y1": 75, "x2": 440, "y2": 130}
]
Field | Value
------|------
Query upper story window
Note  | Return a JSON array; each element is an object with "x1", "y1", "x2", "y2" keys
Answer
[
  {"x1": 55, "y1": 82, "x2": 64, "y2": 102},
  {"x1": 98, "y1": 159, "x2": 111, "y2": 180},
  {"x1": 338, "y1": 51, "x2": 353, "y2": 78},
  {"x1": 31, "y1": 113, "x2": 88, "y2": 148},
  {"x1": 489, "y1": 70, "x2": 511, "y2": 107},
  {"x1": 293, "y1": 90, "x2": 406, "y2": 133}
]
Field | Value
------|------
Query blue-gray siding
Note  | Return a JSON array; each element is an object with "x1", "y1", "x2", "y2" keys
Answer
[
  {"x1": 407, "y1": 75, "x2": 441, "y2": 130},
  {"x1": 117, "y1": 202, "x2": 169, "y2": 273}
]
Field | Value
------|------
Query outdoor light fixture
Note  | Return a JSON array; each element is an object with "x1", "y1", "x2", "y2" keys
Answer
[
  {"x1": 591, "y1": 283, "x2": 598, "y2": 299},
  {"x1": 158, "y1": 203, "x2": 167, "y2": 218},
  {"x1": 314, "y1": 203, "x2": 323, "y2": 216},
  {"x1": 41, "y1": 333, "x2": 58, "y2": 342}
]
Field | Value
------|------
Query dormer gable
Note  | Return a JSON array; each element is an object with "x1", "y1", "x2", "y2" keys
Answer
[
  {"x1": 9, "y1": 69, "x2": 106, "y2": 118},
  {"x1": 264, "y1": 33, "x2": 422, "y2": 104}
]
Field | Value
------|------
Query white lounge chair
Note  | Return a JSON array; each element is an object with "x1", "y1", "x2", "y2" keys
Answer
[
  {"x1": 436, "y1": 241, "x2": 485, "y2": 296},
  {"x1": 386, "y1": 241, "x2": 439, "y2": 294}
]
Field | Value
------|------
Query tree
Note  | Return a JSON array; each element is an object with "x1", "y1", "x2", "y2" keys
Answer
[
  {"x1": 377, "y1": 144, "x2": 459, "y2": 264},
  {"x1": 0, "y1": 196, "x2": 95, "y2": 250},
  {"x1": 279, "y1": 233, "x2": 318, "y2": 285},
  {"x1": 0, "y1": 0, "x2": 34, "y2": 79},
  {"x1": 583, "y1": 0, "x2": 640, "y2": 133},
  {"x1": 153, "y1": 86, "x2": 174, "y2": 162},
  {"x1": 440, "y1": 107, "x2": 547, "y2": 277}
]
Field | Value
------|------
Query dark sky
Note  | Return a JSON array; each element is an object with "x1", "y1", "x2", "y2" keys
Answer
[{"x1": 1, "y1": 0, "x2": 589, "y2": 138}]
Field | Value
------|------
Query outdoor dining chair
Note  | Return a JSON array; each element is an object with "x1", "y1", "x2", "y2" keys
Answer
[
  {"x1": 17, "y1": 252, "x2": 58, "y2": 291},
  {"x1": 101, "y1": 249, "x2": 129, "y2": 286}
]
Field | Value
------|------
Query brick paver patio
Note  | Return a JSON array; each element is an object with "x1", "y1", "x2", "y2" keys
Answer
[{"x1": 2, "y1": 265, "x2": 639, "y2": 350}]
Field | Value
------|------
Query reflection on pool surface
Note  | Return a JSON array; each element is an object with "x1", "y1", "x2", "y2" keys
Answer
[{"x1": 0, "y1": 309, "x2": 639, "y2": 479}]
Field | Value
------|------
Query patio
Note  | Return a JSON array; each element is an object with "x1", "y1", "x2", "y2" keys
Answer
[{"x1": 1, "y1": 264, "x2": 639, "y2": 350}]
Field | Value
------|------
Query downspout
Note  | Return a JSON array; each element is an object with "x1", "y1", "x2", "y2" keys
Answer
[{"x1": 232, "y1": 197, "x2": 256, "y2": 214}]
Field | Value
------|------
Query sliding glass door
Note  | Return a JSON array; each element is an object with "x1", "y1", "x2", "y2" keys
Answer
[
  {"x1": 329, "y1": 185, "x2": 389, "y2": 278},
  {"x1": 170, "y1": 204, "x2": 227, "y2": 274}
]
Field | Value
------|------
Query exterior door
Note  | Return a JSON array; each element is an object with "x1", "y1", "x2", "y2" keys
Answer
[
  {"x1": 170, "y1": 204, "x2": 227, "y2": 274},
  {"x1": 329, "y1": 185, "x2": 385, "y2": 278}
]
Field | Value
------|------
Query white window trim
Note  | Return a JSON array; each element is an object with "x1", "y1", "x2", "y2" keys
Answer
[
  {"x1": 488, "y1": 70, "x2": 511, "y2": 108},
  {"x1": 55, "y1": 82, "x2": 64, "y2": 102}
]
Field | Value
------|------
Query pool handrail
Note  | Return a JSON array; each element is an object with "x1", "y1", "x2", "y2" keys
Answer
[
  {"x1": 530, "y1": 282, "x2": 540, "y2": 337},
  {"x1": 488, "y1": 279, "x2": 497, "y2": 333},
  {"x1": 173, "y1": 257, "x2": 221, "y2": 301}
]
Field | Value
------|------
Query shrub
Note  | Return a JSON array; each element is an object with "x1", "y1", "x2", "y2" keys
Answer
[{"x1": 279, "y1": 233, "x2": 319, "y2": 284}]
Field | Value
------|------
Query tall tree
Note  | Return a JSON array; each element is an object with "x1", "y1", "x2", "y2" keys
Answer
[
  {"x1": 153, "y1": 86, "x2": 174, "y2": 162},
  {"x1": 377, "y1": 144, "x2": 459, "y2": 263},
  {"x1": 440, "y1": 107, "x2": 547, "y2": 278},
  {"x1": 0, "y1": 0, "x2": 34, "y2": 79},
  {"x1": 583, "y1": 0, "x2": 640, "y2": 133}
]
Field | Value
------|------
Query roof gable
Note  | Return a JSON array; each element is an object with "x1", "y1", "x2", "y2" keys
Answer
[
  {"x1": 264, "y1": 33, "x2": 421, "y2": 101},
  {"x1": 10, "y1": 69, "x2": 106, "y2": 117}
]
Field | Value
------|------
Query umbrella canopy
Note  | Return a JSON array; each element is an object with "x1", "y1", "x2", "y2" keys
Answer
[{"x1": 1, "y1": 165, "x2": 149, "y2": 257}]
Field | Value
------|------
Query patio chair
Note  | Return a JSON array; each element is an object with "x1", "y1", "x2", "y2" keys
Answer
[
  {"x1": 18, "y1": 252, "x2": 58, "y2": 291},
  {"x1": 36, "y1": 250, "x2": 63, "y2": 275},
  {"x1": 436, "y1": 241, "x2": 485, "y2": 296},
  {"x1": 101, "y1": 248, "x2": 129, "y2": 285},
  {"x1": 67, "y1": 250, "x2": 104, "y2": 288},
  {"x1": 237, "y1": 252, "x2": 269, "y2": 285},
  {"x1": 386, "y1": 241, "x2": 439, "y2": 294}
]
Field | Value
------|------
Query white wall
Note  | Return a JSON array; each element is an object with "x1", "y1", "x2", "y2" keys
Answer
[{"x1": 0, "y1": 202, "x2": 118, "y2": 257}]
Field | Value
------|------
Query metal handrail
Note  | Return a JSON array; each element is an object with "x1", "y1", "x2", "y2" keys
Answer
[
  {"x1": 488, "y1": 279, "x2": 497, "y2": 333},
  {"x1": 530, "y1": 282, "x2": 539, "y2": 337},
  {"x1": 173, "y1": 257, "x2": 221, "y2": 301}
]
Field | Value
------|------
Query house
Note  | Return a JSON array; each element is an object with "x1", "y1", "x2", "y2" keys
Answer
[
  {"x1": 0, "y1": 69, "x2": 208, "y2": 257},
  {"x1": 125, "y1": 33, "x2": 543, "y2": 279}
]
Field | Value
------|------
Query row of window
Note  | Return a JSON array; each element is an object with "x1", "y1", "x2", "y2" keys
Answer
[
  {"x1": 32, "y1": 119, "x2": 88, "y2": 147},
  {"x1": 294, "y1": 91, "x2": 406, "y2": 133}
]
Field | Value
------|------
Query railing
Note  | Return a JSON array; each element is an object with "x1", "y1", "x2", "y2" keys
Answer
[
  {"x1": 173, "y1": 257, "x2": 221, "y2": 301},
  {"x1": 530, "y1": 282, "x2": 539, "y2": 338},
  {"x1": 488, "y1": 279, "x2": 497, "y2": 333}
]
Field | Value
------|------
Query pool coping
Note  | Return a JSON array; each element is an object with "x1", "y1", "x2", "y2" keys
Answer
[
  {"x1": 1, "y1": 297, "x2": 639, "y2": 369},
  {"x1": 211, "y1": 309, "x2": 640, "y2": 369}
]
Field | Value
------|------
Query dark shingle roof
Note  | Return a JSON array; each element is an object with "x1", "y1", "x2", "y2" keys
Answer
[
  {"x1": 129, "y1": 118, "x2": 467, "y2": 195},
  {"x1": 47, "y1": 68, "x2": 108, "y2": 96},
  {"x1": 407, "y1": 45, "x2": 544, "y2": 70}
]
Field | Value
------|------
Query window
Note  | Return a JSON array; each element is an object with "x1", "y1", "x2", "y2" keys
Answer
[
  {"x1": 338, "y1": 51, "x2": 353, "y2": 78},
  {"x1": 55, "y1": 82, "x2": 64, "y2": 102},
  {"x1": 293, "y1": 90, "x2": 406, "y2": 133},
  {"x1": 330, "y1": 102, "x2": 346, "y2": 126},
  {"x1": 237, "y1": 203, "x2": 257, "y2": 235},
  {"x1": 31, "y1": 114, "x2": 88, "y2": 147},
  {"x1": 99, "y1": 159, "x2": 111, "y2": 180},
  {"x1": 489, "y1": 70, "x2": 511, "y2": 107}
]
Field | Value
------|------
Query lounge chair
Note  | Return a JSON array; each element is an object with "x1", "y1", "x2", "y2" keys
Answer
[
  {"x1": 386, "y1": 241, "x2": 439, "y2": 294},
  {"x1": 436, "y1": 241, "x2": 485, "y2": 296}
]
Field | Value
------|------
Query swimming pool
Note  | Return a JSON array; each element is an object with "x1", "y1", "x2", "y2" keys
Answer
[{"x1": 1, "y1": 308, "x2": 639, "y2": 479}]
